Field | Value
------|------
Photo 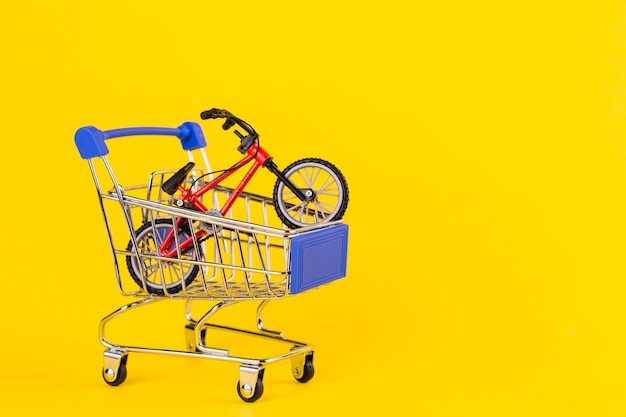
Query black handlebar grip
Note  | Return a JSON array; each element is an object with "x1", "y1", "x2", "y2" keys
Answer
[{"x1": 200, "y1": 108, "x2": 220, "y2": 120}]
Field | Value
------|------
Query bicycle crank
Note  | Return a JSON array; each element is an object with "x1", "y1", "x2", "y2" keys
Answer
[{"x1": 199, "y1": 209, "x2": 224, "y2": 235}]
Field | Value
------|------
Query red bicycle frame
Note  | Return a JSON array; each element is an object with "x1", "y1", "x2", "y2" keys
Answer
[{"x1": 159, "y1": 142, "x2": 272, "y2": 258}]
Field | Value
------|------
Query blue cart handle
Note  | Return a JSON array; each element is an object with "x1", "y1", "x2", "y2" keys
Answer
[{"x1": 74, "y1": 121, "x2": 207, "y2": 160}]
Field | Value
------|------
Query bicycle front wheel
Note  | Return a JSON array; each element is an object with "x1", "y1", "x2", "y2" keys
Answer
[
  {"x1": 273, "y1": 158, "x2": 349, "y2": 229},
  {"x1": 126, "y1": 218, "x2": 201, "y2": 295}
]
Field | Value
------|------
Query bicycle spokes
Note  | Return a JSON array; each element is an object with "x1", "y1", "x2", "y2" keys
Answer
[{"x1": 126, "y1": 219, "x2": 201, "y2": 295}]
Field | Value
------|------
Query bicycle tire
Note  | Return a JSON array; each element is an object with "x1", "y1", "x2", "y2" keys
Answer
[
  {"x1": 126, "y1": 218, "x2": 201, "y2": 295},
  {"x1": 272, "y1": 158, "x2": 349, "y2": 229}
]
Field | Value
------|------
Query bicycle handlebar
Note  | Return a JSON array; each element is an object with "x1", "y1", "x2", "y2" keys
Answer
[{"x1": 200, "y1": 108, "x2": 258, "y2": 139}]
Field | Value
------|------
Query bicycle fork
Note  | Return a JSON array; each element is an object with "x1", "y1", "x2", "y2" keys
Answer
[{"x1": 264, "y1": 160, "x2": 315, "y2": 202}]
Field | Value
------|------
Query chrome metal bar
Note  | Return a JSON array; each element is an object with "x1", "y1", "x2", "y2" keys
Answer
[
  {"x1": 193, "y1": 300, "x2": 238, "y2": 354},
  {"x1": 100, "y1": 298, "x2": 163, "y2": 349},
  {"x1": 88, "y1": 159, "x2": 125, "y2": 294},
  {"x1": 102, "y1": 193, "x2": 290, "y2": 237},
  {"x1": 101, "y1": 299, "x2": 311, "y2": 366},
  {"x1": 256, "y1": 300, "x2": 283, "y2": 336},
  {"x1": 116, "y1": 249, "x2": 286, "y2": 276},
  {"x1": 234, "y1": 229, "x2": 253, "y2": 297},
  {"x1": 252, "y1": 233, "x2": 276, "y2": 297}
]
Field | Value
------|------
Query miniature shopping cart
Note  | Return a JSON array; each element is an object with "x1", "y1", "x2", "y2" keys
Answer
[{"x1": 74, "y1": 122, "x2": 349, "y2": 402}]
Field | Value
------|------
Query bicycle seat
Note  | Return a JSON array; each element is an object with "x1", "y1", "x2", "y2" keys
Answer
[{"x1": 162, "y1": 162, "x2": 195, "y2": 195}]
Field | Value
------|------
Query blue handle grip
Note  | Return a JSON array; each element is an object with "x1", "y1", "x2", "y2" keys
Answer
[{"x1": 74, "y1": 121, "x2": 207, "y2": 159}]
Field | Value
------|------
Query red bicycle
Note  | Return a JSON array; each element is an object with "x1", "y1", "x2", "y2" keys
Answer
[{"x1": 126, "y1": 108, "x2": 349, "y2": 294}]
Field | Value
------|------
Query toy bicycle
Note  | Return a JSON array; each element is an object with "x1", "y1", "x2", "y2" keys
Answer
[{"x1": 126, "y1": 108, "x2": 349, "y2": 295}]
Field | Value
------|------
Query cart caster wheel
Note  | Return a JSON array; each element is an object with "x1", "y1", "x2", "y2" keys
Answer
[
  {"x1": 237, "y1": 366, "x2": 265, "y2": 402},
  {"x1": 293, "y1": 354, "x2": 315, "y2": 383},
  {"x1": 103, "y1": 362, "x2": 127, "y2": 386},
  {"x1": 103, "y1": 351, "x2": 128, "y2": 386},
  {"x1": 237, "y1": 379, "x2": 264, "y2": 402}
]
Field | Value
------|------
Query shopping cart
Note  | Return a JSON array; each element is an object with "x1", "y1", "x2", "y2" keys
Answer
[{"x1": 75, "y1": 121, "x2": 349, "y2": 402}]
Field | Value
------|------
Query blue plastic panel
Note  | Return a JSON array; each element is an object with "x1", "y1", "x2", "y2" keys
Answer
[{"x1": 289, "y1": 224, "x2": 349, "y2": 294}]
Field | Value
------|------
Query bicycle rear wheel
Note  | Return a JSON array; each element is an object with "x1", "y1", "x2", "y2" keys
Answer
[
  {"x1": 273, "y1": 158, "x2": 349, "y2": 229},
  {"x1": 126, "y1": 218, "x2": 201, "y2": 295}
]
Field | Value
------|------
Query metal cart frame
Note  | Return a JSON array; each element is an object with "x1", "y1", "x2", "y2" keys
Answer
[{"x1": 75, "y1": 122, "x2": 349, "y2": 402}]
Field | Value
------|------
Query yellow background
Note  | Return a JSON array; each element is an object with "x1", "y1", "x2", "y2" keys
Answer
[{"x1": 2, "y1": 1, "x2": 626, "y2": 415}]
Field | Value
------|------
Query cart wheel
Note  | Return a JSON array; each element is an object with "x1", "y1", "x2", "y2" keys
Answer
[
  {"x1": 237, "y1": 367, "x2": 265, "y2": 402},
  {"x1": 293, "y1": 354, "x2": 315, "y2": 383},
  {"x1": 102, "y1": 359, "x2": 128, "y2": 386},
  {"x1": 237, "y1": 378, "x2": 264, "y2": 402},
  {"x1": 103, "y1": 351, "x2": 128, "y2": 386}
]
